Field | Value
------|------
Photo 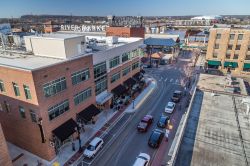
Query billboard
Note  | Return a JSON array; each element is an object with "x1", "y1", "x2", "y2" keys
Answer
[{"x1": 60, "y1": 24, "x2": 107, "y2": 32}]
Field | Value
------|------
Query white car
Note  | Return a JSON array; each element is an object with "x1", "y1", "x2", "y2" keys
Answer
[
  {"x1": 133, "y1": 153, "x2": 150, "y2": 166},
  {"x1": 83, "y1": 137, "x2": 104, "y2": 158},
  {"x1": 165, "y1": 102, "x2": 176, "y2": 113}
]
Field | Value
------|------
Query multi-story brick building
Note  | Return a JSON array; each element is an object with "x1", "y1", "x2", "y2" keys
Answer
[
  {"x1": 0, "y1": 33, "x2": 144, "y2": 161},
  {"x1": 106, "y1": 27, "x2": 145, "y2": 38},
  {"x1": 0, "y1": 123, "x2": 12, "y2": 166},
  {"x1": 206, "y1": 28, "x2": 250, "y2": 74}
]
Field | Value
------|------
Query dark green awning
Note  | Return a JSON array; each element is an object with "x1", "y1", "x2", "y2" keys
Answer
[
  {"x1": 224, "y1": 62, "x2": 238, "y2": 68},
  {"x1": 207, "y1": 60, "x2": 221, "y2": 66},
  {"x1": 244, "y1": 63, "x2": 250, "y2": 69}
]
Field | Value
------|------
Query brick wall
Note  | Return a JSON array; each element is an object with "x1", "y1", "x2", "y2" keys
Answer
[
  {"x1": 0, "y1": 124, "x2": 12, "y2": 166},
  {"x1": 106, "y1": 27, "x2": 145, "y2": 38}
]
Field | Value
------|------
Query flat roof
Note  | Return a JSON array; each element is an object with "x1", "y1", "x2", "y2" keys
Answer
[
  {"x1": 25, "y1": 33, "x2": 84, "y2": 40},
  {"x1": 175, "y1": 90, "x2": 250, "y2": 166},
  {"x1": 0, "y1": 51, "x2": 65, "y2": 70}
]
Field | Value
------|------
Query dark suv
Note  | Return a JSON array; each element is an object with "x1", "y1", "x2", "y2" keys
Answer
[
  {"x1": 148, "y1": 129, "x2": 164, "y2": 148},
  {"x1": 171, "y1": 90, "x2": 182, "y2": 103}
]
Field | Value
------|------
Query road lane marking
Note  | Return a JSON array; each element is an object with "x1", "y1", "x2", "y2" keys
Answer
[
  {"x1": 170, "y1": 78, "x2": 173, "y2": 82},
  {"x1": 175, "y1": 79, "x2": 179, "y2": 83},
  {"x1": 164, "y1": 78, "x2": 168, "y2": 82}
]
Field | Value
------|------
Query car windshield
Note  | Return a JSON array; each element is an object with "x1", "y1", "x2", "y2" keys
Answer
[
  {"x1": 167, "y1": 104, "x2": 174, "y2": 109},
  {"x1": 173, "y1": 92, "x2": 181, "y2": 97},
  {"x1": 138, "y1": 156, "x2": 148, "y2": 161},
  {"x1": 87, "y1": 145, "x2": 95, "y2": 151}
]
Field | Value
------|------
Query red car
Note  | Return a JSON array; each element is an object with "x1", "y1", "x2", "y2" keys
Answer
[{"x1": 137, "y1": 115, "x2": 153, "y2": 132}]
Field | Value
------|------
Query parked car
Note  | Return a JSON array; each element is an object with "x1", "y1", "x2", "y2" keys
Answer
[
  {"x1": 137, "y1": 115, "x2": 153, "y2": 132},
  {"x1": 148, "y1": 129, "x2": 164, "y2": 148},
  {"x1": 157, "y1": 115, "x2": 169, "y2": 128},
  {"x1": 171, "y1": 90, "x2": 182, "y2": 102},
  {"x1": 133, "y1": 153, "x2": 151, "y2": 166},
  {"x1": 83, "y1": 137, "x2": 104, "y2": 158},
  {"x1": 165, "y1": 102, "x2": 176, "y2": 113}
]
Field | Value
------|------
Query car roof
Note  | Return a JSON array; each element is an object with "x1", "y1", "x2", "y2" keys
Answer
[
  {"x1": 153, "y1": 128, "x2": 164, "y2": 133},
  {"x1": 167, "y1": 102, "x2": 175, "y2": 106},
  {"x1": 138, "y1": 153, "x2": 150, "y2": 160},
  {"x1": 90, "y1": 137, "x2": 103, "y2": 146},
  {"x1": 174, "y1": 90, "x2": 182, "y2": 94},
  {"x1": 142, "y1": 115, "x2": 152, "y2": 121}
]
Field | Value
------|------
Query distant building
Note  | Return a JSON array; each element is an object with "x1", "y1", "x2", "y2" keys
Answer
[
  {"x1": 44, "y1": 21, "x2": 60, "y2": 33},
  {"x1": 106, "y1": 27, "x2": 145, "y2": 38},
  {"x1": 206, "y1": 28, "x2": 250, "y2": 74}
]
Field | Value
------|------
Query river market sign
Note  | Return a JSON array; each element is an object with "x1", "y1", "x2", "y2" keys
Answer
[{"x1": 60, "y1": 24, "x2": 107, "y2": 32}]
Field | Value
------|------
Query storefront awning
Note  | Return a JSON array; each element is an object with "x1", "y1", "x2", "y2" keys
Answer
[
  {"x1": 78, "y1": 104, "x2": 101, "y2": 123},
  {"x1": 133, "y1": 72, "x2": 141, "y2": 81},
  {"x1": 207, "y1": 60, "x2": 221, "y2": 66},
  {"x1": 244, "y1": 63, "x2": 250, "y2": 69},
  {"x1": 224, "y1": 61, "x2": 238, "y2": 68},
  {"x1": 111, "y1": 84, "x2": 127, "y2": 96},
  {"x1": 52, "y1": 119, "x2": 77, "y2": 142},
  {"x1": 96, "y1": 90, "x2": 113, "y2": 105},
  {"x1": 124, "y1": 78, "x2": 136, "y2": 87}
]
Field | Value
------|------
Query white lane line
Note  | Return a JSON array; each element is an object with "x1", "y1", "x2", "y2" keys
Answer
[
  {"x1": 170, "y1": 78, "x2": 173, "y2": 82},
  {"x1": 164, "y1": 78, "x2": 168, "y2": 82},
  {"x1": 175, "y1": 79, "x2": 179, "y2": 83}
]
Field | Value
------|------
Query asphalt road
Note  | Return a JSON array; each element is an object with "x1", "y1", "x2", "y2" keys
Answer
[{"x1": 78, "y1": 51, "x2": 194, "y2": 166}]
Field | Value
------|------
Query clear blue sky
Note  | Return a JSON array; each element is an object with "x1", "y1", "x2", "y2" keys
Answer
[{"x1": 0, "y1": 0, "x2": 250, "y2": 18}]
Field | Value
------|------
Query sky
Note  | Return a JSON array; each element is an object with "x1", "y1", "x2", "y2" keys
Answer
[{"x1": 0, "y1": 0, "x2": 250, "y2": 18}]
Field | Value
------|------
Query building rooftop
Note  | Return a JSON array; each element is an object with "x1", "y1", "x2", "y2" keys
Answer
[
  {"x1": 144, "y1": 37, "x2": 176, "y2": 47},
  {"x1": 175, "y1": 89, "x2": 250, "y2": 166},
  {"x1": 25, "y1": 33, "x2": 84, "y2": 40},
  {"x1": 0, "y1": 51, "x2": 65, "y2": 70}
]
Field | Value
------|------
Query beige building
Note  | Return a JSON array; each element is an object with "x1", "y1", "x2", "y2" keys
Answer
[{"x1": 206, "y1": 28, "x2": 250, "y2": 74}]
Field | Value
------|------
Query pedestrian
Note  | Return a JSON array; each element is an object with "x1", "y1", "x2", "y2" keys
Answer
[{"x1": 165, "y1": 129, "x2": 169, "y2": 142}]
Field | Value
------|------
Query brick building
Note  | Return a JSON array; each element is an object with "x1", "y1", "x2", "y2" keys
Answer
[
  {"x1": 0, "y1": 33, "x2": 144, "y2": 161},
  {"x1": 44, "y1": 21, "x2": 60, "y2": 33},
  {"x1": 106, "y1": 27, "x2": 145, "y2": 38},
  {"x1": 206, "y1": 28, "x2": 250, "y2": 74},
  {"x1": 0, "y1": 124, "x2": 12, "y2": 166}
]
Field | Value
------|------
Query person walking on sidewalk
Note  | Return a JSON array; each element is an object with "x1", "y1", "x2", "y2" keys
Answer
[{"x1": 165, "y1": 129, "x2": 170, "y2": 142}]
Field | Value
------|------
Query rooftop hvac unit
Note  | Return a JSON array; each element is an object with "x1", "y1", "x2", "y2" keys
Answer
[{"x1": 106, "y1": 36, "x2": 118, "y2": 45}]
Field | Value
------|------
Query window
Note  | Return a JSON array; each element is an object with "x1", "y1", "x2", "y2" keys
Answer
[
  {"x1": 23, "y1": 85, "x2": 32, "y2": 99},
  {"x1": 233, "y1": 54, "x2": 239, "y2": 59},
  {"x1": 122, "y1": 52, "x2": 130, "y2": 62},
  {"x1": 238, "y1": 34, "x2": 243, "y2": 40},
  {"x1": 95, "y1": 76, "x2": 107, "y2": 95},
  {"x1": 71, "y1": 68, "x2": 90, "y2": 85},
  {"x1": 132, "y1": 61, "x2": 139, "y2": 70},
  {"x1": 122, "y1": 66, "x2": 131, "y2": 76},
  {"x1": 12, "y1": 82, "x2": 20, "y2": 96},
  {"x1": 230, "y1": 34, "x2": 235, "y2": 40},
  {"x1": 216, "y1": 34, "x2": 221, "y2": 39},
  {"x1": 246, "y1": 54, "x2": 250, "y2": 60},
  {"x1": 94, "y1": 62, "x2": 107, "y2": 79},
  {"x1": 48, "y1": 100, "x2": 69, "y2": 121},
  {"x1": 214, "y1": 44, "x2": 219, "y2": 49},
  {"x1": 43, "y1": 77, "x2": 67, "y2": 97},
  {"x1": 19, "y1": 106, "x2": 26, "y2": 119},
  {"x1": 74, "y1": 88, "x2": 92, "y2": 105},
  {"x1": 30, "y1": 110, "x2": 37, "y2": 122},
  {"x1": 130, "y1": 50, "x2": 138, "y2": 59},
  {"x1": 109, "y1": 56, "x2": 120, "y2": 69},
  {"x1": 213, "y1": 53, "x2": 218, "y2": 58},
  {"x1": 111, "y1": 72, "x2": 120, "y2": 83},
  {"x1": 235, "y1": 45, "x2": 241, "y2": 50},
  {"x1": 0, "y1": 80, "x2": 5, "y2": 92},
  {"x1": 226, "y1": 53, "x2": 231, "y2": 59},
  {"x1": 3, "y1": 101, "x2": 10, "y2": 113},
  {"x1": 228, "y1": 45, "x2": 233, "y2": 50}
]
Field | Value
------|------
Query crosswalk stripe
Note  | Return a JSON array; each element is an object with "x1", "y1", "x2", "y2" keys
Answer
[
  {"x1": 175, "y1": 79, "x2": 179, "y2": 83},
  {"x1": 164, "y1": 78, "x2": 168, "y2": 82},
  {"x1": 170, "y1": 78, "x2": 173, "y2": 82}
]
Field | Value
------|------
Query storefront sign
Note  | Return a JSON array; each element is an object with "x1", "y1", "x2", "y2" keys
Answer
[{"x1": 60, "y1": 24, "x2": 107, "y2": 32}]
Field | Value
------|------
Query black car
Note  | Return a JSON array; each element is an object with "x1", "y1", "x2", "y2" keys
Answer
[
  {"x1": 148, "y1": 129, "x2": 164, "y2": 148},
  {"x1": 157, "y1": 115, "x2": 169, "y2": 128},
  {"x1": 171, "y1": 90, "x2": 182, "y2": 103}
]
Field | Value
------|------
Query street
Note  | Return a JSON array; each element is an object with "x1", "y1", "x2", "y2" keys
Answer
[{"x1": 77, "y1": 50, "x2": 194, "y2": 166}]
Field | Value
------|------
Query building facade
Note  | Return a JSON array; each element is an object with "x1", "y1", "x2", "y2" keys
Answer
[
  {"x1": 206, "y1": 28, "x2": 250, "y2": 74},
  {"x1": 0, "y1": 123, "x2": 12, "y2": 166},
  {"x1": 106, "y1": 27, "x2": 145, "y2": 38},
  {"x1": 0, "y1": 33, "x2": 144, "y2": 161}
]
